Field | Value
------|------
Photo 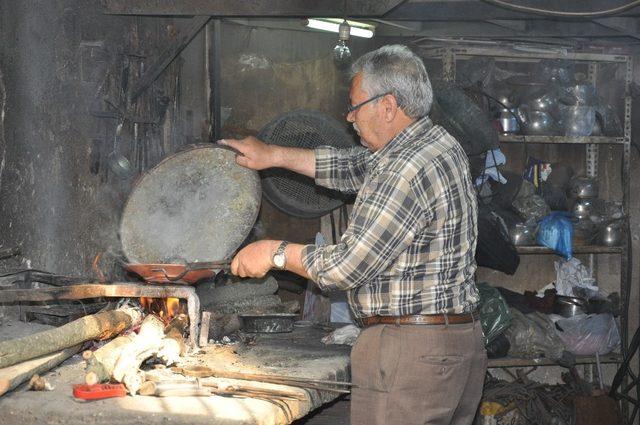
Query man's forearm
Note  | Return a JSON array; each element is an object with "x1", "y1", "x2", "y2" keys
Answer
[
  {"x1": 271, "y1": 146, "x2": 315, "y2": 178},
  {"x1": 283, "y1": 243, "x2": 310, "y2": 279}
]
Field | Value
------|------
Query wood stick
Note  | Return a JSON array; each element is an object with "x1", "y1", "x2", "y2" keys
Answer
[
  {"x1": 0, "y1": 308, "x2": 141, "y2": 369},
  {"x1": 0, "y1": 344, "x2": 82, "y2": 397},
  {"x1": 199, "y1": 312, "x2": 211, "y2": 347}
]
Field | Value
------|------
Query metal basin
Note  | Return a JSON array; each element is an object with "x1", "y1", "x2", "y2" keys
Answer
[
  {"x1": 239, "y1": 313, "x2": 297, "y2": 333},
  {"x1": 599, "y1": 221, "x2": 623, "y2": 246},
  {"x1": 553, "y1": 295, "x2": 588, "y2": 317}
]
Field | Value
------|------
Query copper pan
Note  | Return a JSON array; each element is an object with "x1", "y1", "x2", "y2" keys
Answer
[{"x1": 126, "y1": 260, "x2": 230, "y2": 284}]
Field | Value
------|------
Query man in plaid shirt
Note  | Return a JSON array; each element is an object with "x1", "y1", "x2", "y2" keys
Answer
[{"x1": 221, "y1": 45, "x2": 487, "y2": 425}]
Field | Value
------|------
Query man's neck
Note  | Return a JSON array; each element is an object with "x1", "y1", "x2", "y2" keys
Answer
[{"x1": 377, "y1": 115, "x2": 417, "y2": 151}]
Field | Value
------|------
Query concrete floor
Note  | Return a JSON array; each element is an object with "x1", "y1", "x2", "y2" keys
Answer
[{"x1": 294, "y1": 397, "x2": 350, "y2": 425}]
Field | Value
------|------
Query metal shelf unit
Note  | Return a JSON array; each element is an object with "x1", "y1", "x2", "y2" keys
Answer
[
  {"x1": 516, "y1": 245, "x2": 624, "y2": 255},
  {"x1": 423, "y1": 45, "x2": 634, "y2": 421},
  {"x1": 499, "y1": 135, "x2": 625, "y2": 145}
]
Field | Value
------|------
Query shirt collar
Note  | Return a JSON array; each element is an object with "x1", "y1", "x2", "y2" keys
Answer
[{"x1": 367, "y1": 116, "x2": 434, "y2": 168}]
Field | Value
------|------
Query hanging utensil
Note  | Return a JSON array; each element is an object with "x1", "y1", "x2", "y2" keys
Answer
[{"x1": 107, "y1": 121, "x2": 135, "y2": 179}]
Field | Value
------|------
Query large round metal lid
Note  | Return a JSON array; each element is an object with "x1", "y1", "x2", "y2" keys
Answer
[{"x1": 120, "y1": 145, "x2": 261, "y2": 264}]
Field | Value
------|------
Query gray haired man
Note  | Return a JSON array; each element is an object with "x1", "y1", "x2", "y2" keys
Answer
[{"x1": 221, "y1": 44, "x2": 487, "y2": 424}]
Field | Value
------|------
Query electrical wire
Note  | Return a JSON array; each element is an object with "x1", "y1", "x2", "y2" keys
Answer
[{"x1": 481, "y1": 0, "x2": 640, "y2": 18}]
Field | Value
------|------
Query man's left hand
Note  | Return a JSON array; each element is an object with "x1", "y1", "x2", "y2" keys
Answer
[{"x1": 230, "y1": 240, "x2": 279, "y2": 278}]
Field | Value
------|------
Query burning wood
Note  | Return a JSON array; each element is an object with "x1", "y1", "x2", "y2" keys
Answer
[{"x1": 140, "y1": 297, "x2": 182, "y2": 321}]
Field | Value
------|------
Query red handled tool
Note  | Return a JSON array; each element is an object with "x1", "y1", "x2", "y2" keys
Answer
[{"x1": 72, "y1": 383, "x2": 126, "y2": 400}]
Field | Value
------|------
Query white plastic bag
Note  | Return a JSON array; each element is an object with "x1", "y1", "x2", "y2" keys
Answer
[
  {"x1": 554, "y1": 313, "x2": 620, "y2": 356},
  {"x1": 555, "y1": 257, "x2": 597, "y2": 297},
  {"x1": 321, "y1": 324, "x2": 361, "y2": 346}
]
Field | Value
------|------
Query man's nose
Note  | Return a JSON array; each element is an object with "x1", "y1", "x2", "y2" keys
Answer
[{"x1": 345, "y1": 110, "x2": 355, "y2": 123}]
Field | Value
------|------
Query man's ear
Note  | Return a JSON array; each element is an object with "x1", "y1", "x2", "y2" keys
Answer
[{"x1": 381, "y1": 94, "x2": 398, "y2": 122}]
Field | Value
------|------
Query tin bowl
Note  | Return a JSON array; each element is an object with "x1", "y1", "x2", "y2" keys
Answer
[
  {"x1": 553, "y1": 295, "x2": 588, "y2": 317},
  {"x1": 239, "y1": 313, "x2": 297, "y2": 333}
]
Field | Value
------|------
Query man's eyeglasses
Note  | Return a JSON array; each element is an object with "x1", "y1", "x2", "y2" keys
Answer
[{"x1": 346, "y1": 92, "x2": 390, "y2": 114}]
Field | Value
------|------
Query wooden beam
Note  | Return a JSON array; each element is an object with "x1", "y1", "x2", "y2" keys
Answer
[
  {"x1": 386, "y1": 0, "x2": 640, "y2": 21},
  {"x1": 130, "y1": 15, "x2": 210, "y2": 101},
  {"x1": 376, "y1": 20, "x2": 632, "y2": 38},
  {"x1": 103, "y1": 0, "x2": 407, "y2": 17}
]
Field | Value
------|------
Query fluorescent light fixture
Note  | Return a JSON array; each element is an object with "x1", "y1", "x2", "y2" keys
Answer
[{"x1": 306, "y1": 18, "x2": 374, "y2": 38}]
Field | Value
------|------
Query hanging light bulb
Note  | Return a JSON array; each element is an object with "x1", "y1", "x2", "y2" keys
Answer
[{"x1": 333, "y1": 20, "x2": 352, "y2": 69}]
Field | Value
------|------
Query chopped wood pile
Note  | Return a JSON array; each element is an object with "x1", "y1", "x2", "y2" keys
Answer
[
  {"x1": 0, "y1": 307, "x2": 142, "y2": 396},
  {"x1": 0, "y1": 306, "x2": 192, "y2": 397},
  {"x1": 84, "y1": 313, "x2": 189, "y2": 394}
]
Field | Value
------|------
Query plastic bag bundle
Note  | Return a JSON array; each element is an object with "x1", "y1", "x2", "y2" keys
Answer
[
  {"x1": 321, "y1": 324, "x2": 360, "y2": 346},
  {"x1": 477, "y1": 282, "x2": 513, "y2": 344},
  {"x1": 555, "y1": 313, "x2": 620, "y2": 356},
  {"x1": 504, "y1": 309, "x2": 565, "y2": 360},
  {"x1": 537, "y1": 212, "x2": 574, "y2": 259}
]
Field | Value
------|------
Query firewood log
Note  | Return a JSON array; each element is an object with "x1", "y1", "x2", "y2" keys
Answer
[
  {"x1": 0, "y1": 308, "x2": 141, "y2": 369},
  {"x1": 112, "y1": 314, "x2": 165, "y2": 394},
  {"x1": 0, "y1": 344, "x2": 82, "y2": 397},
  {"x1": 84, "y1": 335, "x2": 134, "y2": 385}
]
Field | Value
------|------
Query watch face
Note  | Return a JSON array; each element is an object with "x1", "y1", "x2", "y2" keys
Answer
[{"x1": 273, "y1": 254, "x2": 286, "y2": 268}]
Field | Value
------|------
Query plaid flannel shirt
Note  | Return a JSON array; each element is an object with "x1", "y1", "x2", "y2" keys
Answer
[{"x1": 301, "y1": 116, "x2": 479, "y2": 318}]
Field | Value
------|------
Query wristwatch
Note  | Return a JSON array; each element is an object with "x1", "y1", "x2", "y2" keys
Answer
[{"x1": 272, "y1": 241, "x2": 289, "y2": 270}]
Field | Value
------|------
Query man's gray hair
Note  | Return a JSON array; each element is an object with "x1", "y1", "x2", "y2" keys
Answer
[{"x1": 351, "y1": 45, "x2": 432, "y2": 119}]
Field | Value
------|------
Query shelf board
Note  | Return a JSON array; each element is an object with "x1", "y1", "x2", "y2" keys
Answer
[
  {"x1": 499, "y1": 135, "x2": 625, "y2": 145},
  {"x1": 489, "y1": 353, "x2": 622, "y2": 368},
  {"x1": 516, "y1": 245, "x2": 623, "y2": 255},
  {"x1": 423, "y1": 46, "x2": 629, "y2": 63}
]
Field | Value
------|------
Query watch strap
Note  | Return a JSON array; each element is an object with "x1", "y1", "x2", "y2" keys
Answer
[
  {"x1": 276, "y1": 240, "x2": 289, "y2": 256},
  {"x1": 273, "y1": 241, "x2": 289, "y2": 269}
]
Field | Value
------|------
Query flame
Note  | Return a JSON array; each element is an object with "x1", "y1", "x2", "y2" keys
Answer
[{"x1": 140, "y1": 297, "x2": 183, "y2": 323}]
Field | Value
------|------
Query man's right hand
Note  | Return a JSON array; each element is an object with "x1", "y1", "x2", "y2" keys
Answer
[
  {"x1": 218, "y1": 136, "x2": 278, "y2": 171},
  {"x1": 219, "y1": 136, "x2": 316, "y2": 178}
]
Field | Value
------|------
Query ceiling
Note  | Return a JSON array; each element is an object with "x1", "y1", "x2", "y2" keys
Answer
[{"x1": 102, "y1": 0, "x2": 640, "y2": 51}]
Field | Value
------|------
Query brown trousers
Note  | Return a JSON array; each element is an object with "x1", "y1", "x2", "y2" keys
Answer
[{"x1": 350, "y1": 320, "x2": 487, "y2": 425}]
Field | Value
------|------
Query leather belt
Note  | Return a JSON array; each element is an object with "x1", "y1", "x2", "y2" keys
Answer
[{"x1": 361, "y1": 310, "x2": 479, "y2": 327}]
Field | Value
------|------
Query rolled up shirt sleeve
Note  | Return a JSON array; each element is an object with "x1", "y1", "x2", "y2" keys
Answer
[
  {"x1": 302, "y1": 170, "x2": 429, "y2": 291},
  {"x1": 314, "y1": 146, "x2": 369, "y2": 193}
]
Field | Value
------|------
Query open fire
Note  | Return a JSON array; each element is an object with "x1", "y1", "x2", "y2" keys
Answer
[{"x1": 140, "y1": 297, "x2": 185, "y2": 323}]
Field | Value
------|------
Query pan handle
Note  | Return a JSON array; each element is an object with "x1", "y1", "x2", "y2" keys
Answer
[{"x1": 151, "y1": 268, "x2": 189, "y2": 282}]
